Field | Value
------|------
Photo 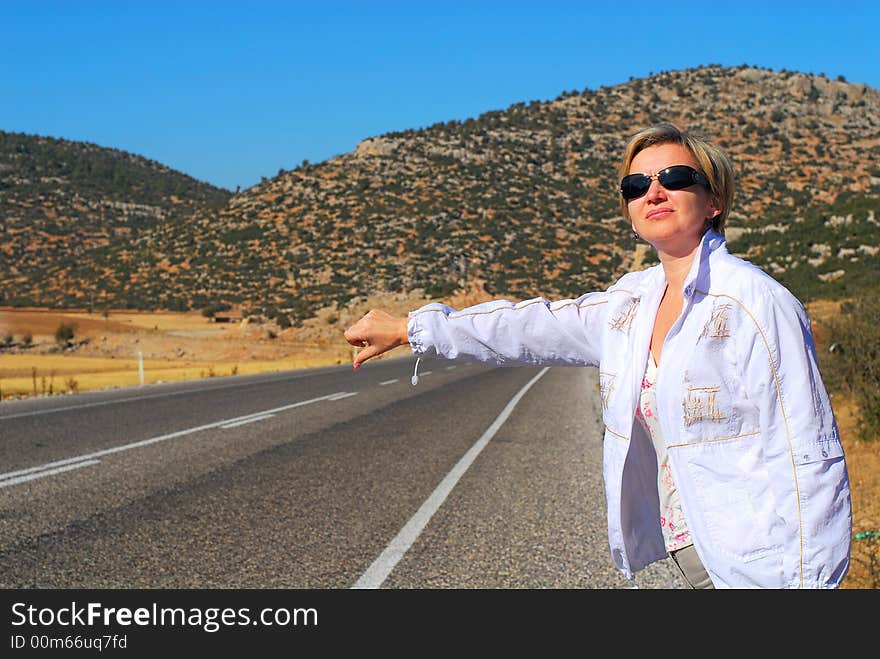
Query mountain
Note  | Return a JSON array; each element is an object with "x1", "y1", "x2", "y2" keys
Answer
[
  {"x1": 2, "y1": 64, "x2": 879, "y2": 324},
  {"x1": 0, "y1": 131, "x2": 232, "y2": 308}
]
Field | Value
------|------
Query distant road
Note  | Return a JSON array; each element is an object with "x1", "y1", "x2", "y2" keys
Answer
[{"x1": 0, "y1": 355, "x2": 682, "y2": 588}]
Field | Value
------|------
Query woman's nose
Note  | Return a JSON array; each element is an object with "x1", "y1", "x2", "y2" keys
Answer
[{"x1": 644, "y1": 176, "x2": 666, "y2": 201}]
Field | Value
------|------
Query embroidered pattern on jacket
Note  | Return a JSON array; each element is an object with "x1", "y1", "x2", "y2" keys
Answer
[
  {"x1": 683, "y1": 385, "x2": 726, "y2": 426},
  {"x1": 609, "y1": 298, "x2": 639, "y2": 334},
  {"x1": 701, "y1": 303, "x2": 733, "y2": 339},
  {"x1": 700, "y1": 290, "x2": 807, "y2": 585},
  {"x1": 598, "y1": 372, "x2": 616, "y2": 410}
]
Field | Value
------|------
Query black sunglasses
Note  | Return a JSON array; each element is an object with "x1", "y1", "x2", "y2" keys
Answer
[{"x1": 620, "y1": 165, "x2": 709, "y2": 201}]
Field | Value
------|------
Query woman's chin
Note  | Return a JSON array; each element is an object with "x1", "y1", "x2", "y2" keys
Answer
[{"x1": 641, "y1": 231, "x2": 702, "y2": 256}]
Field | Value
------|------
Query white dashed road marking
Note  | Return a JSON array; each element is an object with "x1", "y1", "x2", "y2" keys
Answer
[{"x1": 0, "y1": 392, "x2": 351, "y2": 488}]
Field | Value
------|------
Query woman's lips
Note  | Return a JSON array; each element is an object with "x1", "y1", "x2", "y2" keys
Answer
[{"x1": 646, "y1": 207, "x2": 673, "y2": 219}]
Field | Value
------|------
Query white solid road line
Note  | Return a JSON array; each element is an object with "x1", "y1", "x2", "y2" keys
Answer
[
  {"x1": 0, "y1": 392, "x2": 350, "y2": 488},
  {"x1": 220, "y1": 413, "x2": 276, "y2": 429},
  {"x1": 351, "y1": 367, "x2": 550, "y2": 589},
  {"x1": 0, "y1": 460, "x2": 101, "y2": 488},
  {"x1": 327, "y1": 392, "x2": 357, "y2": 401}
]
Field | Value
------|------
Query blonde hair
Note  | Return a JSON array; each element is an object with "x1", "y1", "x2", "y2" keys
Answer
[{"x1": 617, "y1": 123, "x2": 734, "y2": 235}]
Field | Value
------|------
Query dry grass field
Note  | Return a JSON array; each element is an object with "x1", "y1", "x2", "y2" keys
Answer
[
  {"x1": 0, "y1": 306, "x2": 359, "y2": 397},
  {"x1": 0, "y1": 285, "x2": 497, "y2": 397},
  {"x1": 0, "y1": 295, "x2": 876, "y2": 589},
  {"x1": 832, "y1": 398, "x2": 880, "y2": 588}
]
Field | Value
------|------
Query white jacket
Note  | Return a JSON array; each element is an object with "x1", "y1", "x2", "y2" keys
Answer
[{"x1": 407, "y1": 230, "x2": 852, "y2": 588}]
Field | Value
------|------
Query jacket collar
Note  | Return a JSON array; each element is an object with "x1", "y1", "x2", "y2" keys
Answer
[
  {"x1": 632, "y1": 229, "x2": 727, "y2": 300},
  {"x1": 682, "y1": 229, "x2": 726, "y2": 298}
]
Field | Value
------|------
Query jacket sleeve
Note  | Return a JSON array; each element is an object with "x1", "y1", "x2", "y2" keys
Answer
[
  {"x1": 746, "y1": 287, "x2": 852, "y2": 588},
  {"x1": 406, "y1": 293, "x2": 609, "y2": 368}
]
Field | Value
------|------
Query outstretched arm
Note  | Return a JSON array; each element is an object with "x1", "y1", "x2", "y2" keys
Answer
[{"x1": 345, "y1": 292, "x2": 610, "y2": 373}]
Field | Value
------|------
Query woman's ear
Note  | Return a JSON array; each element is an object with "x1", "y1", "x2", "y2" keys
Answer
[{"x1": 708, "y1": 195, "x2": 722, "y2": 219}]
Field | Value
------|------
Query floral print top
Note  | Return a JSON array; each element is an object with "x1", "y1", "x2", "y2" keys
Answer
[{"x1": 635, "y1": 352, "x2": 693, "y2": 552}]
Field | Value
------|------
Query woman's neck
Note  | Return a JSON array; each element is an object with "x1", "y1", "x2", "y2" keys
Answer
[{"x1": 658, "y1": 242, "x2": 700, "y2": 294}]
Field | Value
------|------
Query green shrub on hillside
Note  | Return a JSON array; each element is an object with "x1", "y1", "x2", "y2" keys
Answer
[
  {"x1": 54, "y1": 323, "x2": 75, "y2": 345},
  {"x1": 821, "y1": 287, "x2": 880, "y2": 442}
]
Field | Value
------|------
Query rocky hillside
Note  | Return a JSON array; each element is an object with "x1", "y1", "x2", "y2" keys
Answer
[
  {"x1": 0, "y1": 131, "x2": 232, "y2": 308},
  {"x1": 2, "y1": 65, "x2": 879, "y2": 324}
]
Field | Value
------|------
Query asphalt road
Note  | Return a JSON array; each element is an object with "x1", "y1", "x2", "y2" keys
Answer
[{"x1": 0, "y1": 355, "x2": 684, "y2": 589}]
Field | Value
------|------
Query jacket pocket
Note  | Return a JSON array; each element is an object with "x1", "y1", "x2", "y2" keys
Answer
[{"x1": 682, "y1": 433, "x2": 784, "y2": 562}]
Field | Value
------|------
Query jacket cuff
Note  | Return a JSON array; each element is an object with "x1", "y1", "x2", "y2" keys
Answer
[{"x1": 406, "y1": 314, "x2": 426, "y2": 355}]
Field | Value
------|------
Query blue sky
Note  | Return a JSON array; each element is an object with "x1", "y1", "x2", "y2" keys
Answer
[{"x1": 3, "y1": 1, "x2": 878, "y2": 192}]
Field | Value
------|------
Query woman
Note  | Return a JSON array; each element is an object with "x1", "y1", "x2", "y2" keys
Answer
[{"x1": 343, "y1": 123, "x2": 852, "y2": 589}]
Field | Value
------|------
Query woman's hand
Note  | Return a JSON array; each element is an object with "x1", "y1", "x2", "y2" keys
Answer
[{"x1": 343, "y1": 309, "x2": 410, "y2": 371}]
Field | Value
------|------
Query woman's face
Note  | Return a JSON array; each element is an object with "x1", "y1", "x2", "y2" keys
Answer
[{"x1": 626, "y1": 143, "x2": 720, "y2": 257}]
